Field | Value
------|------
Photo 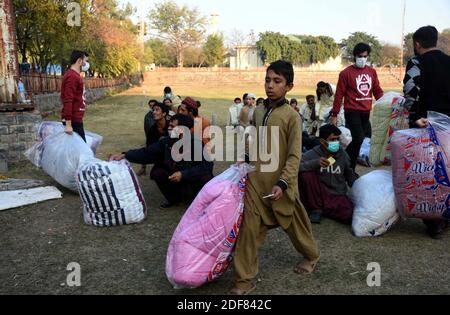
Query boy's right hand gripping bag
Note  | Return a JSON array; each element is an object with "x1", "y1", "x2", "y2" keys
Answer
[
  {"x1": 391, "y1": 111, "x2": 450, "y2": 220},
  {"x1": 166, "y1": 163, "x2": 254, "y2": 289}
]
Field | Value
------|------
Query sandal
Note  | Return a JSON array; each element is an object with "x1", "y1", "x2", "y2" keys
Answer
[{"x1": 229, "y1": 284, "x2": 256, "y2": 295}]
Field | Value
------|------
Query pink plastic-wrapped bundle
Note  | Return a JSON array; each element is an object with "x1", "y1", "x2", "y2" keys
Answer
[
  {"x1": 391, "y1": 111, "x2": 450, "y2": 220},
  {"x1": 166, "y1": 164, "x2": 254, "y2": 289}
]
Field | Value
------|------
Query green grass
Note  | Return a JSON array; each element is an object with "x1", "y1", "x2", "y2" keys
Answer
[{"x1": 1, "y1": 85, "x2": 449, "y2": 295}]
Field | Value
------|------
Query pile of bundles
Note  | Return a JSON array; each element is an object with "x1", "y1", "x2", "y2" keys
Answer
[
  {"x1": 166, "y1": 164, "x2": 253, "y2": 289},
  {"x1": 370, "y1": 92, "x2": 410, "y2": 166},
  {"x1": 391, "y1": 111, "x2": 450, "y2": 220},
  {"x1": 353, "y1": 111, "x2": 450, "y2": 236},
  {"x1": 25, "y1": 122, "x2": 146, "y2": 227}
]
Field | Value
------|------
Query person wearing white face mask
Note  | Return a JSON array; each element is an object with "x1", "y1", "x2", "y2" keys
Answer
[
  {"x1": 61, "y1": 50, "x2": 90, "y2": 142},
  {"x1": 299, "y1": 124, "x2": 358, "y2": 224},
  {"x1": 330, "y1": 43, "x2": 384, "y2": 171},
  {"x1": 109, "y1": 114, "x2": 214, "y2": 210}
]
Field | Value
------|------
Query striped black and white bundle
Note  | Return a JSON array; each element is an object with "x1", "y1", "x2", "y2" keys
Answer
[{"x1": 77, "y1": 159, "x2": 147, "y2": 227}]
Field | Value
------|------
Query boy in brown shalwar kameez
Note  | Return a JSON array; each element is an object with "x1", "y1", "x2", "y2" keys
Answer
[{"x1": 230, "y1": 60, "x2": 320, "y2": 295}]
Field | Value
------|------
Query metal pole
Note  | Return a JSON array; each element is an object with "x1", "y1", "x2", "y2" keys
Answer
[{"x1": 400, "y1": 0, "x2": 406, "y2": 80}]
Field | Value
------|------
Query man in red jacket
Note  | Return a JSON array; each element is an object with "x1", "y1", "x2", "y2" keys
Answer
[
  {"x1": 61, "y1": 50, "x2": 90, "y2": 142},
  {"x1": 331, "y1": 43, "x2": 384, "y2": 170}
]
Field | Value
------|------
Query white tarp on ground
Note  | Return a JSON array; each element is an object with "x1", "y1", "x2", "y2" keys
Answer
[{"x1": 0, "y1": 186, "x2": 62, "y2": 211}]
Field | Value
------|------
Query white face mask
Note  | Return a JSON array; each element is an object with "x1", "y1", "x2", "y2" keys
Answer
[
  {"x1": 81, "y1": 62, "x2": 90, "y2": 72},
  {"x1": 355, "y1": 57, "x2": 367, "y2": 68}
]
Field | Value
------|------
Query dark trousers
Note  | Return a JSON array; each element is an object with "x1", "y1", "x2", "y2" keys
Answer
[
  {"x1": 62, "y1": 121, "x2": 86, "y2": 142},
  {"x1": 345, "y1": 111, "x2": 371, "y2": 170},
  {"x1": 299, "y1": 171, "x2": 354, "y2": 224},
  {"x1": 150, "y1": 165, "x2": 213, "y2": 204}
]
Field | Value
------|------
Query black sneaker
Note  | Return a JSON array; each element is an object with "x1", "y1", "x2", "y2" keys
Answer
[
  {"x1": 426, "y1": 227, "x2": 444, "y2": 240},
  {"x1": 309, "y1": 209, "x2": 322, "y2": 224},
  {"x1": 159, "y1": 201, "x2": 175, "y2": 209}
]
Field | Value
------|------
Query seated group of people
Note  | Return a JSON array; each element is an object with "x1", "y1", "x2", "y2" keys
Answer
[
  {"x1": 111, "y1": 89, "x2": 357, "y2": 228},
  {"x1": 110, "y1": 87, "x2": 213, "y2": 209}
]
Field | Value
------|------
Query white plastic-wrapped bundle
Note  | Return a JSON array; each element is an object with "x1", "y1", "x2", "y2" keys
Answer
[
  {"x1": 77, "y1": 159, "x2": 147, "y2": 227},
  {"x1": 25, "y1": 122, "x2": 103, "y2": 168},
  {"x1": 338, "y1": 126, "x2": 352, "y2": 149},
  {"x1": 37, "y1": 121, "x2": 103, "y2": 154},
  {"x1": 40, "y1": 132, "x2": 94, "y2": 192},
  {"x1": 351, "y1": 170, "x2": 399, "y2": 237}
]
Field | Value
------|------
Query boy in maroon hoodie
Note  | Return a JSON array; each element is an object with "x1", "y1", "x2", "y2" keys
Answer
[
  {"x1": 331, "y1": 43, "x2": 384, "y2": 170},
  {"x1": 61, "y1": 50, "x2": 89, "y2": 142}
]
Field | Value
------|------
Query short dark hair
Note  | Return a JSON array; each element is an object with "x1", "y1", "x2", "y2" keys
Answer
[
  {"x1": 164, "y1": 86, "x2": 172, "y2": 94},
  {"x1": 267, "y1": 60, "x2": 294, "y2": 85},
  {"x1": 413, "y1": 26, "x2": 438, "y2": 49},
  {"x1": 153, "y1": 102, "x2": 169, "y2": 115},
  {"x1": 317, "y1": 81, "x2": 328, "y2": 88},
  {"x1": 148, "y1": 99, "x2": 158, "y2": 105},
  {"x1": 256, "y1": 97, "x2": 265, "y2": 104},
  {"x1": 70, "y1": 50, "x2": 88, "y2": 65},
  {"x1": 290, "y1": 98, "x2": 298, "y2": 104},
  {"x1": 353, "y1": 43, "x2": 371, "y2": 57},
  {"x1": 170, "y1": 114, "x2": 194, "y2": 129},
  {"x1": 319, "y1": 124, "x2": 342, "y2": 140},
  {"x1": 163, "y1": 98, "x2": 172, "y2": 104},
  {"x1": 234, "y1": 97, "x2": 242, "y2": 103},
  {"x1": 306, "y1": 95, "x2": 315, "y2": 101},
  {"x1": 242, "y1": 93, "x2": 248, "y2": 100}
]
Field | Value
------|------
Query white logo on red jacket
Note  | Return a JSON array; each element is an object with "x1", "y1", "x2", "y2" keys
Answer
[{"x1": 356, "y1": 74, "x2": 372, "y2": 97}]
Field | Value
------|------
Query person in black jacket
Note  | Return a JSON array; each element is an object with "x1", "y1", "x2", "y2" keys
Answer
[
  {"x1": 138, "y1": 101, "x2": 169, "y2": 176},
  {"x1": 110, "y1": 114, "x2": 214, "y2": 209},
  {"x1": 403, "y1": 25, "x2": 450, "y2": 239}
]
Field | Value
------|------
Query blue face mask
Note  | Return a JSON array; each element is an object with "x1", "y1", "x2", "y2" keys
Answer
[{"x1": 328, "y1": 141, "x2": 340, "y2": 153}]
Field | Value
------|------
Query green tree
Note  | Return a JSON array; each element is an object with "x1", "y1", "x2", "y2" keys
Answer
[
  {"x1": 14, "y1": 0, "x2": 91, "y2": 73},
  {"x1": 256, "y1": 32, "x2": 290, "y2": 64},
  {"x1": 341, "y1": 32, "x2": 383, "y2": 66},
  {"x1": 184, "y1": 46, "x2": 205, "y2": 67},
  {"x1": 146, "y1": 39, "x2": 177, "y2": 67},
  {"x1": 203, "y1": 34, "x2": 225, "y2": 66},
  {"x1": 149, "y1": 1, "x2": 206, "y2": 67},
  {"x1": 380, "y1": 44, "x2": 401, "y2": 66},
  {"x1": 403, "y1": 33, "x2": 415, "y2": 63},
  {"x1": 14, "y1": 0, "x2": 142, "y2": 77}
]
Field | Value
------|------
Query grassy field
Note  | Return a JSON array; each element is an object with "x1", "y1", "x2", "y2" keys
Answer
[{"x1": 1, "y1": 84, "x2": 449, "y2": 295}]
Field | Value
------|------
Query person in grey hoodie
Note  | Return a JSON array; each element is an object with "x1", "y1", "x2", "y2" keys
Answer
[{"x1": 299, "y1": 124, "x2": 358, "y2": 224}]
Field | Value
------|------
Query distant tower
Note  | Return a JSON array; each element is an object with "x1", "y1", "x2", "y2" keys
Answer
[{"x1": 210, "y1": 12, "x2": 219, "y2": 35}]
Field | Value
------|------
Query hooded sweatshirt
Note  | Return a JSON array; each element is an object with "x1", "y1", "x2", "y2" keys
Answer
[{"x1": 300, "y1": 145, "x2": 358, "y2": 195}]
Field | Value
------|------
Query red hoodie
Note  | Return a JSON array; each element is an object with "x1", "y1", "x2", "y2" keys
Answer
[
  {"x1": 331, "y1": 65, "x2": 384, "y2": 116},
  {"x1": 60, "y1": 69, "x2": 86, "y2": 123}
]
